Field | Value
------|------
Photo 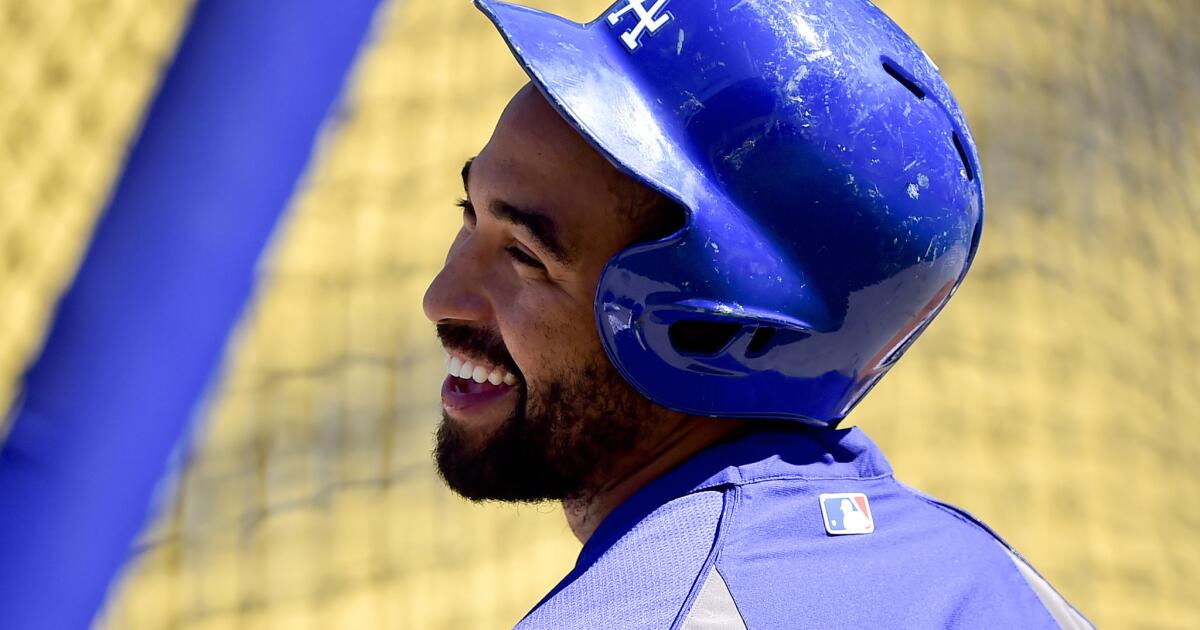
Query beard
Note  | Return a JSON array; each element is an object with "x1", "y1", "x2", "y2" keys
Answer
[{"x1": 433, "y1": 326, "x2": 663, "y2": 503}]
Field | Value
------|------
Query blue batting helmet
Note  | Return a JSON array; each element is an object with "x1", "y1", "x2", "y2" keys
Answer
[{"x1": 477, "y1": 0, "x2": 984, "y2": 425}]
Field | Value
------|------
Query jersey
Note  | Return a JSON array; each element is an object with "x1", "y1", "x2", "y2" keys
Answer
[{"x1": 515, "y1": 426, "x2": 1092, "y2": 629}]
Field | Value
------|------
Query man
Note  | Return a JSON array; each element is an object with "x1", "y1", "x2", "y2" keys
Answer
[{"x1": 424, "y1": 0, "x2": 1093, "y2": 627}]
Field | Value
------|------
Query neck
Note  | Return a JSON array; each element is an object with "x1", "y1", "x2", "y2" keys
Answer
[{"x1": 562, "y1": 416, "x2": 745, "y2": 544}]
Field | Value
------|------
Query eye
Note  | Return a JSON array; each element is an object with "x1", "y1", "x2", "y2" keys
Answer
[
  {"x1": 506, "y1": 244, "x2": 545, "y2": 269},
  {"x1": 456, "y1": 198, "x2": 476, "y2": 227}
]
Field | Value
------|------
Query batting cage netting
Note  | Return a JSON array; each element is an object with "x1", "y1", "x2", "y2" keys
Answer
[{"x1": 2, "y1": 0, "x2": 1197, "y2": 628}]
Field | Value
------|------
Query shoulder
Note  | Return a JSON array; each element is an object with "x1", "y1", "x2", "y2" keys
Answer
[
  {"x1": 712, "y1": 472, "x2": 1090, "y2": 628},
  {"x1": 516, "y1": 489, "x2": 727, "y2": 630},
  {"x1": 519, "y1": 427, "x2": 1092, "y2": 629}
]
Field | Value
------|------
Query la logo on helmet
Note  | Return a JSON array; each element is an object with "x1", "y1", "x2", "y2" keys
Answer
[{"x1": 607, "y1": 0, "x2": 673, "y2": 51}]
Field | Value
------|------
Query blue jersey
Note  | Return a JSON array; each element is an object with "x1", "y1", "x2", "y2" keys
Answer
[{"x1": 516, "y1": 427, "x2": 1091, "y2": 629}]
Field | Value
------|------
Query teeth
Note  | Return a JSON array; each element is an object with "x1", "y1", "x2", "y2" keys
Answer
[{"x1": 445, "y1": 354, "x2": 521, "y2": 387}]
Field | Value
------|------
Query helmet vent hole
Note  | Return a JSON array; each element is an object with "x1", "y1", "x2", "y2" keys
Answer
[
  {"x1": 746, "y1": 326, "x2": 776, "y2": 357},
  {"x1": 952, "y1": 131, "x2": 976, "y2": 181},
  {"x1": 881, "y1": 58, "x2": 926, "y2": 100},
  {"x1": 668, "y1": 320, "x2": 743, "y2": 356}
]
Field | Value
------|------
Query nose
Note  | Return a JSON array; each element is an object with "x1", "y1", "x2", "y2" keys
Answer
[{"x1": 423, "y1": 235, "x2": 493, "y2": 325}]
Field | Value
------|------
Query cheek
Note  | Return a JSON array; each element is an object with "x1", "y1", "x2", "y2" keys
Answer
[{"x1": 499, "y1": 290, "x2": 605, "y2": 380}]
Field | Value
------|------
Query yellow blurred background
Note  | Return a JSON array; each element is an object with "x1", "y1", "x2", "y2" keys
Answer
[{"x1": 1, "y1": 0, "x2": 1197, "y2": 628}]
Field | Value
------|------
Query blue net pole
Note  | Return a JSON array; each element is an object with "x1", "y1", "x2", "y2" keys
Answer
[{"x1": 0, "y1": 1, "x2": 383, "y2": 627}]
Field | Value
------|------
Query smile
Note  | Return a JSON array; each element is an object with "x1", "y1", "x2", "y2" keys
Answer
[
  {"x1": 441, "y1": 352, "x2": 522, "y2": 416},
  {"x1": 446, "y1": 354, "x2": 520, "y2": 386}
]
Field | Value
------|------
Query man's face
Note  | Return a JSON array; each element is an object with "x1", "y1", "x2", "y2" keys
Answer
[{"x1": 422, "y1": 84, "x2": 678, "y2": 503}]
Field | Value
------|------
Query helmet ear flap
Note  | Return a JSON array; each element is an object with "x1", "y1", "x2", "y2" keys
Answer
[
  {"x1": 659, "y1": 318, "x2": 815, "y2": 366},
  {"x1": 745, "y1": 326, "x2": 813, "y2": 359},
  {"x1": 666, "y1": 320, "x2": 744, "y2": 357},
  {"x1": 650, "y1": 311, "x2": 816, "y2": 378}
]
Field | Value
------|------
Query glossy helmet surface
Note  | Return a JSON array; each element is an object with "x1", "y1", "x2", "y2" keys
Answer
[{"x1": 477, "y1": 0, "x2": 984, "y2": 425}]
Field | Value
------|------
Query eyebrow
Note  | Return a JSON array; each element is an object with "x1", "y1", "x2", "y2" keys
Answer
[{"x1": 461, "y1": 158, "x2": 575, "y2": 265}]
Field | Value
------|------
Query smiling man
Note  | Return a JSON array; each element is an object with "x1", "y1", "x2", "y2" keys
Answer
[
  {"x1": 428, "y1": 89, "x2": 737, "y2": 533},
  {"x1": 423, "y1": 0, "x2": 1092, "y2": 628}
]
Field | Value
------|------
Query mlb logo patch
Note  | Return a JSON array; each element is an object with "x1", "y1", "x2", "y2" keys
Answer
[{"x1": 819, "y1": 493, "x2": 875, "y2": 535}]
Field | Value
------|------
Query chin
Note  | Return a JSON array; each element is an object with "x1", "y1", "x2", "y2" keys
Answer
[
  {"x1": 432, "y1": 356, "x2": 656, "y2": 503},
  {"x1": 440, "y1": 408, "x2": 507, "y2": 444}
]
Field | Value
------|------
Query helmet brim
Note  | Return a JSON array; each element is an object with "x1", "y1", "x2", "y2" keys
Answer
[{"x1": 475, "y1": 0, "x2": 703, "y2": 208}]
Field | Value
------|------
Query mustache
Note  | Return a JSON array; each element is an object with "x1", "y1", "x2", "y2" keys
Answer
[{"x1": 436, "y1": 323, "x2": 521, "y2": 377}]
